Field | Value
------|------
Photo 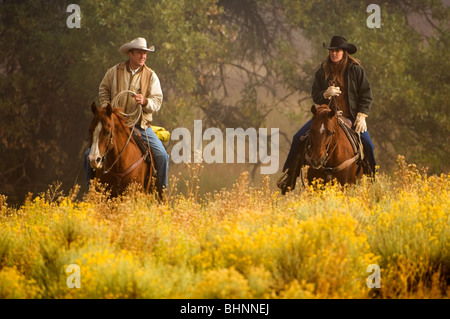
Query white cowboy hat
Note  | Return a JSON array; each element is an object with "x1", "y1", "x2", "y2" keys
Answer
[{"x1": 119, "y1": 37, "x2": 155, "y2": 55}]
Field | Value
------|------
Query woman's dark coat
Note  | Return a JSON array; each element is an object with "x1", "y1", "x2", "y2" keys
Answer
[{"x1": 311, "y1": 62, "x2": 373, "y2": 119}]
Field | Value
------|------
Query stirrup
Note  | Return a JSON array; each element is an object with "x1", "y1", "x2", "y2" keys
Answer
[{"x1": 277, "y1": 169, "x2": 289, "y2": 189}]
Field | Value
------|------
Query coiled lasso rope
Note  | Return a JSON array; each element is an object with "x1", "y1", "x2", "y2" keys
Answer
[{"x1": 110, "y1": 90, "x2": 143, "y2": 128}]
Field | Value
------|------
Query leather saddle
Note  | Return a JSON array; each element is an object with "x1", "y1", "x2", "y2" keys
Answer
[
  {"x1": 337, "y1": 116, "x2": 363, "y2": 159},
  {"x1": 335, "y1": 115, "x2": 372, "y2": 175},
  {"x1": 132, "y1": 127, "x2": 152, "y2": 163}
]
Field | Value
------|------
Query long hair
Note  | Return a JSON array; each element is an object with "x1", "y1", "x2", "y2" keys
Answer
[{"x1": 322, "y1": 50, "x2": 360, "y2": 84}]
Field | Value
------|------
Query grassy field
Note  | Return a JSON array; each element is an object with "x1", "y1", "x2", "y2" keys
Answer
[{"x1": 0, "y1": 156, "x2": 449, "y2": 299}]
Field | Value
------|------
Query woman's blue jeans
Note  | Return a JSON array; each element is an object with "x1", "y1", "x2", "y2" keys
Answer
[{"x1": 282, "y1": 119, "x2": 376, "y2": 173}]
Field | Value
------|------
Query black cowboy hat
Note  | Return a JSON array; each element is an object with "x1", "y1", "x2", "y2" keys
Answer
[{"x1": 323, "y1": 36, "x2": 357, "y2": 55}]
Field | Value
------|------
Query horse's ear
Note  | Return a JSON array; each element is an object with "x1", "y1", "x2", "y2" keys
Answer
[
  {"x1": 91, "y1": 101, "x2": 98, "y2": 115},
  {"x1": 328, "y1": 107, "x2": 335, "y2": 118},
  {"x1": 328, "y1": 98, "x2": 337, "y2": 118},
  {"x1": 311, "y1": 105, "x2": 316, "y2": 115},
  {"x1": 106, "y1": 103, "x2": 113, "y2": 118}
]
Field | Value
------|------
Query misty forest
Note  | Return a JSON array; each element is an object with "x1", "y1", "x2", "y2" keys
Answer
[{"x1": 1, "y1": 0, "x2": 449, "y2": 202}]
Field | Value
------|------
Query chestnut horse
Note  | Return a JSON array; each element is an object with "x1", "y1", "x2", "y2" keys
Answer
[
  {"x1": 304, "y1": 102, "x2": 363, "y2": 185},
  {"x1": 88, "y1": 102, "x2": 155, "y2": 196}
]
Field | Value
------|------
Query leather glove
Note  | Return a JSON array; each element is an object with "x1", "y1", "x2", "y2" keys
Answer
[
  {"x1": 323, "y1": 86, "x2": 342, "y2": 99},
  {"x1": 354, "y1": 112, "x2": 368, "y2": 133}
]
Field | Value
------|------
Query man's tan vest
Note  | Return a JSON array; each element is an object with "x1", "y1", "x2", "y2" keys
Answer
[
  {"x1": 115, "y1": 62, "x2": 154, "y2": 127},
  {"x1": 116, "y1": 62, "x2": 153, "y2": 100}
]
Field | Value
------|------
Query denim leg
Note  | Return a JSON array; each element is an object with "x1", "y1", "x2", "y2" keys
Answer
[
  {"x1": 282, "y1": 120, "x2": 312, "y2": 172},
  {"x1": 360, "y1": 130, "x2": 377, "y2": 173},
  {"x1": 84, "y1": 148, "x2": 95, "y2": 188},
  {"x1": 138, "y1": 126, "x2": 169, "y2": 190}
]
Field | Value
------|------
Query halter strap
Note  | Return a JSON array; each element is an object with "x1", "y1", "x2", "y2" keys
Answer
[{"x1": 105, "y1": 151, "x2": 148, "y2": 180}]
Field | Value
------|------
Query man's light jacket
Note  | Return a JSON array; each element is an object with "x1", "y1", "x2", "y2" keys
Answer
[{"x1": 99, "y1": 61, "x2": 163, "y2": 128}]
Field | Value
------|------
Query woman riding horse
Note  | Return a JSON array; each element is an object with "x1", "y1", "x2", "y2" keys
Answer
[{"x1": 278, "y1": 36, "x2": 376, "y2": 193}]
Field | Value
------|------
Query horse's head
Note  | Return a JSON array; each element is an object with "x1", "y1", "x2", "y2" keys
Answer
[
  {"x1": 307, "y1": 104, "x2": 337, "y2": 169},
  {"x1": 88, "y1": 102, "x2": 114, "y2": 170}
]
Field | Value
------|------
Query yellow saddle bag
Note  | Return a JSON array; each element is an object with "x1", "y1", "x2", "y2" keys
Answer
[{"x1": 151, "y1": 125, "x2": 171, "y2": 142}]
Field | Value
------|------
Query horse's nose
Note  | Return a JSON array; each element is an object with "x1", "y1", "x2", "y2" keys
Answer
[{"x1": 88, "y1": 155, "x2": 103, "y2": 169}]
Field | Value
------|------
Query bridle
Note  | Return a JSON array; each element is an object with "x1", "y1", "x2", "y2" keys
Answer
[
  {"x1": 305, "y1": 119, "x2": 337, "y2": 170},
  {"x1": 99, "y1": 121, "x2": 115, "y2": 170}
]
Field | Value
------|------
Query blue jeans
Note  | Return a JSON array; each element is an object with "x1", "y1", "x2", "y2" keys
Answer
[
  {"x1": 282, "y1": 119, "x2": 376, "y2": 173},
  {"x1": 138, "y1": 126, "x2": 169, "y2": 191},
  {"x1": 84, "y1": 125, "x2": 169, "y2": 191}
]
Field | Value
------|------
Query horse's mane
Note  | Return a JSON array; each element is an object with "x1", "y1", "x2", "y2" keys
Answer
[
  {"x1": 113, "y1": 108, "x2": 134, "y2": 133},
  {"x1": 97, "y1": 106, "x2": 131, "y2": 131},
  {"x1": 93, "y1": 105, "x2": 134, "y2": 134},
  {"x1": 109, "y1": 107, "x2": 124, "y2": 119}
]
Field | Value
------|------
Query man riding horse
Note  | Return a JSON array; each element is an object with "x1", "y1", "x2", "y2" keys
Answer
[
  {"x1": 278, "y1": 36, "x2": 376, "y2": 193},
  {"x1": 84, "y1": 37, "x2": 169, "y2": 193}
]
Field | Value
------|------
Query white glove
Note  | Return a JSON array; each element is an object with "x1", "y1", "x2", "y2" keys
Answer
[
  {"x1": 354, "y1": 112, "x2": 368, "y2": 133},
  {"x1": 323, "y1": 86, "x2": 342, "y2": 99}
]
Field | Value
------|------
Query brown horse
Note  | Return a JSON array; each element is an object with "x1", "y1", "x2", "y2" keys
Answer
[
  {"x1": 88, "y1": 102, "x2": 154, "y2": 196},
  {"x1": 304, "y1": 103, "x2": 363, "y2": 185}
]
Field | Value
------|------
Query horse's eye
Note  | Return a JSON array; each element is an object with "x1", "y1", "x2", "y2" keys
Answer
[{"x1": 106, "y1": 131, "x2": 111, "y2": 135}]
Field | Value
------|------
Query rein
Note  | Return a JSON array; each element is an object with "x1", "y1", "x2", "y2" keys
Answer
[
  {"x1": 102, "y1": 120, "x2": 134, "y2": 175},
  {"x1": 100, "y1": 122, "x2": 115, "y2": 166}
]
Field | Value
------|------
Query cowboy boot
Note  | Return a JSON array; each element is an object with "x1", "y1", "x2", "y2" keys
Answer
[
  {"x1": 277, "y1": 138, "x2": 307, "y2": 195},
  {"x1": 277, "y1": 170, "x2": 297, "y2": 195},
  {"x1": 277, "y1": 168, "x2": 291, "y2": 195}
]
